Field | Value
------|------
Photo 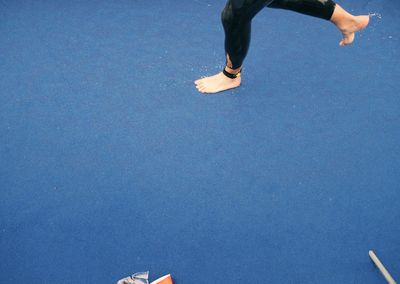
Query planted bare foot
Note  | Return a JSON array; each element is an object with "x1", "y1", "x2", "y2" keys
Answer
[{"x1": 195, "y1": 69, "x2": 241, "y2": 94}]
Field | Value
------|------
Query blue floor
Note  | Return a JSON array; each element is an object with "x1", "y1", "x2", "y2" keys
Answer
[{"x1": 1, "y1": 0, "x2": 399, "y2": 283}]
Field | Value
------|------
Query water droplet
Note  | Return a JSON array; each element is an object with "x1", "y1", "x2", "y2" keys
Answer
[{"x1": 369, "y1": 12, "x2": 382, "y2": 19}]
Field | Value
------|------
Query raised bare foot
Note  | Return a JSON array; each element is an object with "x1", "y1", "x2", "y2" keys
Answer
[
  {"x1": 331, "y1": 5, "x2": 370, "y2": 46},
  {"x1": 195, "y1": 70, "x2": 241, "y2": 94},
  {"x1": 338, "y1": 15, "x2": 370, "y2": 46}
]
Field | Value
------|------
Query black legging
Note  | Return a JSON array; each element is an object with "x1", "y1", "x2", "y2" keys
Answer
[{"x1": 222, "y1": 0, "x2": 336, "y2": 69}]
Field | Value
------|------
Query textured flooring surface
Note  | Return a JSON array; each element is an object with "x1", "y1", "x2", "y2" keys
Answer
[{"x1": 1, "y1": 0, "x2": 399, "y2": 283}]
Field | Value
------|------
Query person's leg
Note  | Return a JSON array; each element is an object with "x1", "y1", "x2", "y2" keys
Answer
[
  {"x1": 223, "y1": 0, "x2": 268, "y2": 69},
  {"x1": 267, "y1": 0, "x2": 336, "y2": 20},
  {"x1": 267, "y1": 0, "x2": 369, "y2": 46},
  {"x1": 195, "y1": 0, "x2": 370, "y2": 94},
  {"x1": 195, "y1": 0, "x2": 267, "y2": 94}
]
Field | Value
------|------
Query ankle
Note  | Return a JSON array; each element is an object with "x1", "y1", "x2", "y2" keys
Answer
[
  {"x1": 224, "y1": 65, "x2": 241, "y2": 75},
  {"x1": 330, "y1": 4, "x2": 353, "y2": 27}
]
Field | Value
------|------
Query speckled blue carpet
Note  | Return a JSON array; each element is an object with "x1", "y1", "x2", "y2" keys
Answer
[{"x1": 1, "y1": 0, "x2": 399, "y2": 283}]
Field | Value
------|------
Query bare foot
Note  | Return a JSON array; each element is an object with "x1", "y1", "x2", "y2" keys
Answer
[
  {"x1": 195, "y1": 71, "x2": 241, "y2": 94},
  {"x1": 338, "y1": 15, "x2": 369, "y2": 46},
  {"x1": 331, "y1": 5, "x2": 370, "y2": 46}
]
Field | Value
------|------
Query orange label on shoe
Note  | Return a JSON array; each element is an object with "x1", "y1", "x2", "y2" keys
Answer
[{"x1": 150, "y1": 274, "x2": 173, "y2": 284}]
